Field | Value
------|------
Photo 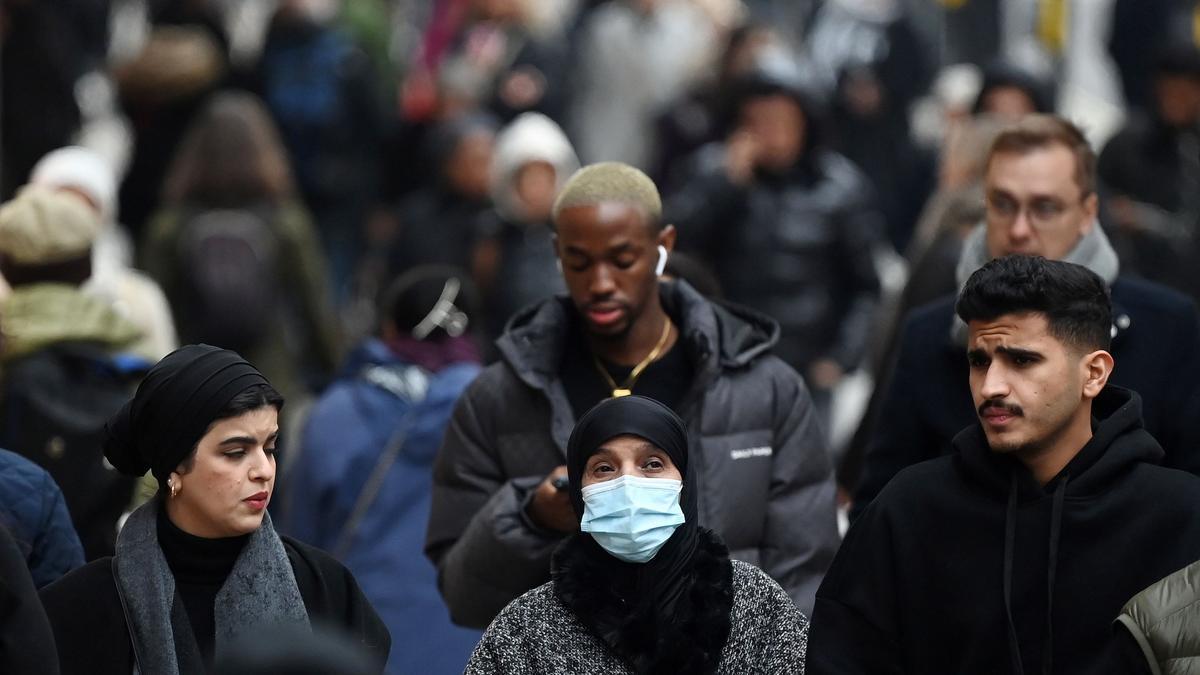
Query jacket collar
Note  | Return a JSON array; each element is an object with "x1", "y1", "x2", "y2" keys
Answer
[{"x1": 495, "y1": 280, "x2": 781, "y2": 392}]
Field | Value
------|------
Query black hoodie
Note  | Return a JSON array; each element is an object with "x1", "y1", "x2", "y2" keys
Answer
[{"x1": 809, "y1": 386, "x2": 1200, "y2": 674}]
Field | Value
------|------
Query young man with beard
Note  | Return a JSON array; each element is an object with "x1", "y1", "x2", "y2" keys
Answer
[
  {"x1": 809, "y1": 255, "x2": 1200, "y2": 674},
  {"x1": 426, "y1": 162, "x2": 837, "y2": 628}
]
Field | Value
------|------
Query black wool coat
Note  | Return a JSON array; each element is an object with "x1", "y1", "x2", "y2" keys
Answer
[{"x1": 39, "y1": 535, "x2": 391, "y2": 674}]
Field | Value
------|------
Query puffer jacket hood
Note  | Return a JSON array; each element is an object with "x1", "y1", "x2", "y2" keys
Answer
[
  {"x1": 1, "y1": 283, "x2": 141, "y2": 362},
  {"x1": 1116, "y1": 558, "x2": 1200, "y2": 675},
  {"x1": 495, "y1": 279, "x2": 781, "y2": 390},
  {"x1": 489, "y1": 112, "x2": 578, "y2": 222}
]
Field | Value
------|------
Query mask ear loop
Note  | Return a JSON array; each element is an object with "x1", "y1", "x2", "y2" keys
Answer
[{"x1": 656, "y1": 245, "x2": 668, "y2": 277}]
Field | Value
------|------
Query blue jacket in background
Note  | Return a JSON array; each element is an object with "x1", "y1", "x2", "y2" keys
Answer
[
  {"x1": 0, "y1": 448, "x2": 84, "y2": 587},
  {"x1": 283, "y1": 339, "x2": 482, "y2": 675}
]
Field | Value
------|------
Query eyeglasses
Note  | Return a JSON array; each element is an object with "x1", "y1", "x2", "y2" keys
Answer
[{"x1": 985, "y1": 193, "x2": 1089, "y2": 228}]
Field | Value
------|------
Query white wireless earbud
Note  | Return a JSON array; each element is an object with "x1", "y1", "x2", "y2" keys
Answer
[{"x1": 655, "y1": 245, "x2": 668, "y2": 277}]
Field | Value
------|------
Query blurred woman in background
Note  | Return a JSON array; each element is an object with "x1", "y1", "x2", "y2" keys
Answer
[{"x1": 141, "y1": 91, "x2": 340, "y2": 404}]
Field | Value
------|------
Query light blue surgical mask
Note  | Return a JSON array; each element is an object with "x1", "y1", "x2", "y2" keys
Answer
[{"x1": 579, "y1": 475, "x2": 685, "y2": 563}]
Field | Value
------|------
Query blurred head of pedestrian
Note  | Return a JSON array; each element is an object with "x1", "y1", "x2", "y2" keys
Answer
[
  {"x1": 162, "y1": 91, "x2": 297, "y2": 209},
  {"x1": 972, "y1": 61, "x2": 1055, "y2": 122},
  {"x1": 1153, "y1": 45, "x2": 1200, "y2": 130},
  {"x1": 551, "y1": 163, "x2": 676, "y2": 343},
  {"x1": 729, "y1": 50, "x2": 823, "y2": 175},
  {"x1": 0, "y1": 186, "x2": 100, "y2": 287},
  {"x1": 429, "y1": 113, "x2": 499, "y2": 202},
  {"x1": 30, "y1": 147, "x2": 117, "y2": 225},
  {"x1": 491, "y1": 112, "x2": 578, "y2": 224},
  {"x1": 983, "y1": 114, "x2": 1097, "y2": 260},
  {"x1": 472, "y1": 0, "x2": 527, "y2": 23},
  {"x1": 379, "y1": 265, "x2": 482, "y2": 371}
]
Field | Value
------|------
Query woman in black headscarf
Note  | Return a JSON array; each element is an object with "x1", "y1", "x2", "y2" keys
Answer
[
  {"x1": 465, "y1": 395, "x2": 808, "y2": 674},
  {"x1": 39, "y1": 344, "x2": 391, "y2": 674}
]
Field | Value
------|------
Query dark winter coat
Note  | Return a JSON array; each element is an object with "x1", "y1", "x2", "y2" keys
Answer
[
  {"x1": 284, "y1": 338, "x2": 482, "y2": 675},
  {"x1": 0, "y1": 448, "x2": 83, "y2": 588},
  {"x1": 40, "y1": 535, "x2": 390, "y2": 674},
  {"x1": 811, "y1": 387, "x2": 1200, "y2": 674},
  {"x1": 667, "y1": 146, "x2": 882, "y2": 373},
  {"x1": 853, "y1": 277, "x2": 1200, "y2": 515},
  {"x1": 425, "y1": 280, "x2": 837, "y2": 628},
  {"x1": 0, "y1": 524, "x2": 59, "y2": 674},
  {"x1": 465, "y1": 530, "x2": 808, "y2": 674}
]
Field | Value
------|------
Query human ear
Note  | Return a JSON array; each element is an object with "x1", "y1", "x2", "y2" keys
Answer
[
  {"x1": 657, "y1": 224, "x2": 677, "y2": 253},
  {"x1": 1080, "y1": 349, "x2": 1114, "y2": 399}
]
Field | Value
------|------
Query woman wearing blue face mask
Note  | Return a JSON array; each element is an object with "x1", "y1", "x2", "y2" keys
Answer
[{"x1": 465, "y1": 395, "x2": 809, "y2": 674}]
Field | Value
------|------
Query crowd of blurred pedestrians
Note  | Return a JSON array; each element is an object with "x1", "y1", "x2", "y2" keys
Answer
[{"x1": 3, "y1": 0, "x2": 1200, "y2": 673}]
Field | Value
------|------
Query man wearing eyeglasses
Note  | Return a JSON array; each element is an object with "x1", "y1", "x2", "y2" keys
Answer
[{"x1": 851, "y1": 114, "x2": 1200, "y2": 517}]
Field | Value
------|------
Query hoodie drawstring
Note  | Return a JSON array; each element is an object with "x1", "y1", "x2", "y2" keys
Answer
[
  {"x1": 1003, "y1": 473, "x2": 1024, "y2": 675},
  {"x1": 1043, "y1": 474, "x2": 1068, "y2": 675},
  {"x1": 1002, "y1": 470, "x2": 1071, "y2": 675}
]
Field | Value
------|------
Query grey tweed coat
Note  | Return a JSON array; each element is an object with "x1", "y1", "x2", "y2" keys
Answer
[{"x1": 465, "y1": 560, "x2": 808, "y2": 674}]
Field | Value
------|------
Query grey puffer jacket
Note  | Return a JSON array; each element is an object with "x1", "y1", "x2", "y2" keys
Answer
[
  {"x1": 425, "y1": 280, "x2": 837, "y2": 628},
  {"x1": 465, "y1": 560, "x2": 808, "y2": 674},
  {"x1": 1115, "y1": 559, "x2": 1200, "y2": 675}
]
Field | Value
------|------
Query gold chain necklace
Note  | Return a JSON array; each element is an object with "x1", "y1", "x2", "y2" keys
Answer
[{"x1": 592, "y1": 318, "x2": 673, "y2": 398}]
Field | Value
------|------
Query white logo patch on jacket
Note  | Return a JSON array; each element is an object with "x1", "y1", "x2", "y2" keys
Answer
[{"x1": 730, "y1": 446, "x2": 773, "y2": 460}]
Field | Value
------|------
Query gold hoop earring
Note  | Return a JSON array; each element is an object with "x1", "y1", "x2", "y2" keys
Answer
[{"x1": 169, "y1": 480, "x2": 179, "y2": 499}]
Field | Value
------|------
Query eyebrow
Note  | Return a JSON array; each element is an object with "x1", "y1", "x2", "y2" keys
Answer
[
  {"x1": 588, "y1": 441, "x2": 660, "y2": 460},
  {"x1": 996, "y1": 346, "x2": 1042, "y2": 360},
  {"x1": 218, "y1": 431, "x2": 279, "y2": 447}
]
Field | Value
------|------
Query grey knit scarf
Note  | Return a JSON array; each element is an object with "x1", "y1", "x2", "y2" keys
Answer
[
  {"x1": 113, "y1": 501, "x2": 310, "y2": 674},
  {"x1": 950, "y1": 221, "x2": 1121, "y2": 343}
]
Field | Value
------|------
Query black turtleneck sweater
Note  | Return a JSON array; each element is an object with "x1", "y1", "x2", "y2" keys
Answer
[{"x1": 156, "y1": 507, "x2": 250, "y2": 667}]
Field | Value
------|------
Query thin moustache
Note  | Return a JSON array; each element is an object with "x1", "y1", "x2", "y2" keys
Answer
[{"x1": 979, "y1": 401, "x2": 1023, "y2": 417}]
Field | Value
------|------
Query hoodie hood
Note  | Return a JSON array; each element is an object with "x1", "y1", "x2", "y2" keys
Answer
[
  {"x1": 495, "y1": 280, "x2": 780, "y2": 391},
  {"x1": 952, "y1": 386, "x2": 1160, "y2": 500},
  {"x1": 490, "y1": 112, "x2": 579, "y2": 222},
  {"x1": 1, "y1": 283, "x2": 142, "y2": 362}
]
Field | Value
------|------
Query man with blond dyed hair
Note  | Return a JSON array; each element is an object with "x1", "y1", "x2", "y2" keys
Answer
[{"x1": 426, "y1": 162, "x2": 837, "y2": 628}]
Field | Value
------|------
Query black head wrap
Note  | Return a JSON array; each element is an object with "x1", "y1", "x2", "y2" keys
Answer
[
  {"x1": 103, "y1": 344, "x2": 273, "y2": 486},
  {"x1": 565, "y1": 395, "x2": 695, "y2": 521},
  {"x1": 559, "y1": 396, "x2": 702, "y2": 644}
]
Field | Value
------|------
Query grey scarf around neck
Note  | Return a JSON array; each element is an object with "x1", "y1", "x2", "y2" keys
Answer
[
  {"x1": 950, "y1": 221, "x2": 1121, "y2": 343},
  {"x1": 113, "y1": 501, "x2": 310, "y2": 675}
]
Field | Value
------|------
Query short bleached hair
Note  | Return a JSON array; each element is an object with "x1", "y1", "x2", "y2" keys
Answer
[{"x1": 552, "y1": 162, "x2": 662, "y2": 228}]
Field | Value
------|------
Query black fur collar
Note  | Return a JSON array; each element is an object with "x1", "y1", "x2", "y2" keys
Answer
[{"x1": 552, "y1": 529, "x2": 734, "y2": 674}]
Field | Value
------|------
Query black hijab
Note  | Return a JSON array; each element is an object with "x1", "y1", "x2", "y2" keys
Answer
[
  {"x1": 103, "y1": 344, "x2": 272, "y2": 487},
  {"x1": 556, "y1": 396, "x2": 707, "y2": 661}
]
